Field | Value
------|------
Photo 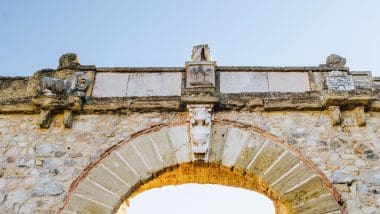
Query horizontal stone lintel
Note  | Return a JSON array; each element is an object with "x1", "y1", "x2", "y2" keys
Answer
[
  {"x1": 82, "y1": 65, "x2": 349, "y2": 73},
  {"x1": 0, "y1": 92, "x2": 378, "y2": 113}
]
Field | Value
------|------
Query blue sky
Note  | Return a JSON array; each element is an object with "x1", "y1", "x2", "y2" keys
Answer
[{"x1": 0, "y1": 0, "x2": 379, "y2": 76}]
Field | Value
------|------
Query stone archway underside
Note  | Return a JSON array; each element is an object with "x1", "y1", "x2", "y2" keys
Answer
[{"x1": 60, "y1": 121, "x2": 343, "y2": 214}]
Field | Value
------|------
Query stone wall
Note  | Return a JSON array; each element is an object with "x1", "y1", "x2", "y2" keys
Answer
[
  {"x1": 0, "y1": 112, "x2": 379, "y2": 213},
  {"x1": 0, "y1": 112, "x2": 186, "y2": 213}
]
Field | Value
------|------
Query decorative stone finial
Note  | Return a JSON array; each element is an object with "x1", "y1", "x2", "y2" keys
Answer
[
  {"x1": 58, "y1": 53, "x2": 80, "y2": 69},
  {"x1": 325, "y1": 54, "x2": 346, "y2": 69},
  {"x1": 191, "y1": 44, "x2": 211, "y2": 61}
]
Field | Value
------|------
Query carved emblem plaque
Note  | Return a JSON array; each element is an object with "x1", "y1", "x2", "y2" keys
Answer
[
  {"x1": 326, "y1": 71, "x2": 355, "y2": 91},
  {"x1": 186, "y1": 64, "x2": 215, "y2": 88}
]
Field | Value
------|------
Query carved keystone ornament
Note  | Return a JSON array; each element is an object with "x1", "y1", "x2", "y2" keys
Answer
[{"x1": 188, "y1": 104, "x2": 213, "y2": 162}]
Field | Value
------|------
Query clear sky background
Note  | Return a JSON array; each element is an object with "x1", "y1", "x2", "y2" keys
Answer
[
  {"x1": 127, "y1": 184, "x2": 275, "y2": 214},
  {"x1": 1, "y1": 1, "x2": 379, "y2": 213},
  {"x1": 0, "y1": 0, "x2": 379, "y2": 77}
]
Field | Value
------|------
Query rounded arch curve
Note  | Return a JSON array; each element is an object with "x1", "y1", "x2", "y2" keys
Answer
[{"x1": 60, "y1": 120, "x2": 344, "y2": 214}]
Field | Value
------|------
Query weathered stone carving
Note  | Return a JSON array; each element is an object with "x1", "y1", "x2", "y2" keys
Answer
[
  {"x1": 63, "y1": 110, "x2": 74, "y2": 128},
  {"x1": 354, "y1": 106, "x2": 366, "y2": 126},
  {"x1": 186, "y1": 44, "x2": 216, "y2": 89},
  {"x1": 327, "y1": 106, "x2": 342, "y2": 126},
  {"x1": 39, "y1": 109, "x2": 52, "y2": 128},
  {"x1": 188, "y1": 104, "x2": 213, "y2": 162},
  {"x1": 325, "y1": 54, "x2": 346, "y2": 69},
  {"x1": 191, "y1": 44, "x2": 211, "y2": 61},
  {"x1": 186, "y1": 64, "x2": 215, "y2": 88},
  {"x1": 326, "y1": 71, "x2": 355, "y2": 91},
  {"x1": 40, "y1": 71, "x2": 90, "y2": 97}
]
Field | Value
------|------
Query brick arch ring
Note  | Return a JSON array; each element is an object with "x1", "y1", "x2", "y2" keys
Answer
[{"x1": 59, "y1": 119, "x2": 344, "y2": 214}]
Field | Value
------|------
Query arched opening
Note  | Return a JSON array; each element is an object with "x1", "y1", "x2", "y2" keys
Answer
[
  {"x1": 116, "y1": 163, "x2": 280, "y2": 214},
  {"x1": 61, "y1": 122, "x2": 343, "y2": 214},
  {"x1": 125, "y1": 184, "x2": 275, "y2": 214}
]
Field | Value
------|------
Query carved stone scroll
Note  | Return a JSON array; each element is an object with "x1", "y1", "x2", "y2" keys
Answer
[{"x1": 188, "y1": 104, "x2": 213, "y2": 162}]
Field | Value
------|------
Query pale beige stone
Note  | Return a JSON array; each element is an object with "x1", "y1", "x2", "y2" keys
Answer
[
  {"x1": 268, "y1": 72, "x2": 310, "y2": 92},
  {"x1": 92, "y1": 73, "x2": 129, "y2": 97},
  {"x1": 221, "y1": 128, "x2": 250, "y2": 168},
  {"x1": 126, "y1": 72, "x2": 182, "y2": 96},
  {"x1": 167, "y1": 126, "x2": 191, "y2": 163},
  {"x1": 220, "y1": 72, "x2": 269, "y2": 93},
  {"x1": 131, "y1": 136, "x2": 163, "y2": 174},
  {"x1": 66, "y1": 194, "x2": 113, "y2": 214},
  {"x1": 117, "y1": 144, "x2": 152, "y2": 180}
]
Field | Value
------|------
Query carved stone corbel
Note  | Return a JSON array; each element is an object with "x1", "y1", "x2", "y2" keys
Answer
[
  {"x1": 327, "y1": 106, "x2": 342, "y2": 126},
  {"x1": 32, "y1": 95, "x2": 84, "y2": 128},
  {"x1": 353, "y1": 106, "x2": 366, "y2": 126},
  {"x1": 39, "y1": 109, "x2": 52, "y2": 128},
  {"x1": 187, "y1": 104, "x2": 213, "y2": 162},
  {"x1": 63, "y1": 110, "x2": 74, "y2": 128}
]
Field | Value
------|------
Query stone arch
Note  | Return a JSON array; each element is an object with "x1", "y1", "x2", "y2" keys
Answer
[{"x1": 60, "y1": 120, "x2": 344, "y2": 214}]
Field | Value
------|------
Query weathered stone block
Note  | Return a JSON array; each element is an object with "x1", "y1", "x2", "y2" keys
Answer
[
  {"x1": 209, "y1": 126, "x2": 228, "y2": 163},
  {"x1": 88, "y1": 165, "x2": 128, "y2": 197},
  {"x1": 221, "y1": 128, "x2": 250, "y2": 168},
  {"x1": 284, "y1": 176, "x2": 329, "y2": 206},
  {"x1": 291, "y1": 195, "x2": 340, "y2": 214},
  {"x1": 168, "y1": 126, "x2": 191, "y2": 163},
  {"x1": 66, "y1": 194, "x2": 113, "y2": 214},
  {"x1": 268, "y1": 72, "x2": 310, "y2": 92},
  {"x1": 148, "y1": 128, "x2": 176, "y2": 168},
  {"x1": 327, "y1": 106, "x2": 342, "y2": 125},
  {"x1": 126, "y1": 72, "x2": 182, "y2": 96},
  {"x1": 220, "y1": 72, "x2": 269, "y2": 93},
  {"x1": 6, "y1": 189, "x2": 28, "y2": 204},
  {"x1": 261, "y1": 152, "x2": 299, "y2": 184},
  {"x1": 76, "y1": 179, "x2": 120, "y2": 207},
  {"x1": 102, "y1": 153, "x2": 140, "y2": 188},
  {"x1": 354, "y1": 106, "x2": 366, "y2": 126},
  {"x1": 246, "y1": 141, "x2": 285, "y2": 176},
  {"x1": 30, "y1": 179, "x2": 64, "y2": 197},
  {"x1": 272, "y1": 164, "x2": 314, "y2": 194},
  {"x1": 92, "y1": 73, "x2": 129, "y2": 97},
  {"x1": 35, "y1": 143, "x2": 55, "y2": 157},
  {"x1": 131, "y1": 136, "x2": 163, "y2": 174},
  {"x1": 117, "y1": 145, "x2": 152, "y2": 180},
  {"x1": 234, "y1": 135, "x2": 267, "y2": 172}
]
